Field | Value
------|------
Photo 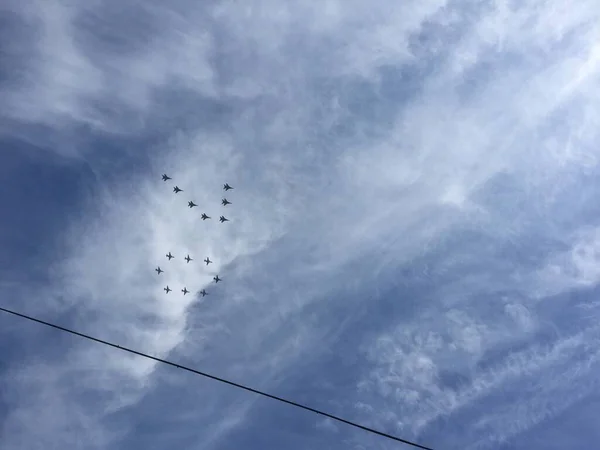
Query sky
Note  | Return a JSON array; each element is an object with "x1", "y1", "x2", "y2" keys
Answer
[{"x1": 1, "y1": 0, "x2": 600, "y2": 449}]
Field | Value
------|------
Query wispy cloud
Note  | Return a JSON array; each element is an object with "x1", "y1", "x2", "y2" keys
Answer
[{"x1": 2, "y1": 0, "x2": 600, "y2": 449}]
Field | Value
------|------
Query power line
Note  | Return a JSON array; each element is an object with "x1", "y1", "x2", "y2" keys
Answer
[{"x1": 0, "y1": 305, "x2": 436, "y2": 450}]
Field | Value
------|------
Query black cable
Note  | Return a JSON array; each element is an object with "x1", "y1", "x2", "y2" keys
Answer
[{"x1": 0, "y1": 305, "x2": 436, "y2": 450}]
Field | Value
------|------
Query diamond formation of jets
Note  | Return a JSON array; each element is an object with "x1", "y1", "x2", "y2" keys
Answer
[{"x1": 158, "y1": 178, "x2": 237, "y2": 295}]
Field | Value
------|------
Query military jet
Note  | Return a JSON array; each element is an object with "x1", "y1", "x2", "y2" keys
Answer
[
  {"x1": 185, "y1": 254, "x2": 193, "y2": 263},
  {"x1": 164, "y1": 286, "x2": 171, "y2": 293},
  {"x1": 188, "y1": 201, "x2": 197, "y2": 208},
  {"x1": 204, "y1": 257, "x2": 212, "y2": 265},
  {"x1": 173, "y1": 186, "x2": 183, "y2": 193},
  {"x1": 162, "y1": 174, "x2": 172, "y2": 181},
  {"x1": 201, "y1": 213, "x2": 211, "y2": 220},
  {"x1": 155, "y1": 266, "x2": 163, "y2": 274},
  {"x1": 222, "y1": 198, "x2": 231, "y2": 206},
  {"x1": 200, "y1": 289, "x2": 208, "y2": 297},
  {"x1": 213, "y1": 275, "x2": 221, "y2": 283},
  {"x1": 219, "y1": 216, "x2": 229, "y2": 223},
  {"x1": 223, "y1": 183, "x2": 233, "y2": 191},
  {"x1": 182, "y1": 287, "x2": 189, "y2": 295},
  {"x1": 166, "y1": 252, "x2": 174, "y2": 260}
]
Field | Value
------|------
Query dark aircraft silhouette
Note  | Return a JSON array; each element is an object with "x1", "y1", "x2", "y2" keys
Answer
[
  {"x1": 185, "y1": 254, "x2": 193, "y2": 263},
  {"x1": 164, "y1": 286, "x2": 171, "y2": 293},
  {"x1": 166, "y1": 252, "x2": 174, "y2": 260},
  {"x1": 213, "y1": 275, "x2": 221, "y2": 283},
  {"x1": 201, "y1": 213, "x2": 211, "y2": 220},
  {"x1": 182, "y1": 287, "x2": 189, "y2": 295},
  {"x1": 221, "y1": 198, "x2": 231, "y2": 206},
  {"x1": 155, "y1": 266, "x2": 163, "y2": 274},
  {"x1": 223, "y1": 183, "x2": 233, "y2": 191},
  {"x1": 173, "y1": 186, "x2": 183, "y2": 193},
  {"x1": 204, "y1": 257, "x2": 212, "y2": 265},
  {"x1": 200, "y1": 289, "x2": 208, "y2": 297},
  {"x1": 188, "y1": 201, "x2": 197, "y2": 208},
  {"x1": 219, "y1": 216, "x2": 229, "y2": 223},
  {"x1": 162, "y1": 174, "x2": 172, "y2": 181}
]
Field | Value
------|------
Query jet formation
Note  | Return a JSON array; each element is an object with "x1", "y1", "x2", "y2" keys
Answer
[{"x1": 156, "y1": 174, "x2": 235, "y2": 297}]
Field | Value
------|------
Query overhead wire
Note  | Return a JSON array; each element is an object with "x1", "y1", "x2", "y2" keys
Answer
[{"x1": 0, "y1": 305, "x2": 436, "y2": 450}]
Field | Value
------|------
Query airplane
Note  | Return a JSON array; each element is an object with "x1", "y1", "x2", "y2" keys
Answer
[
  {"x1": 164, "y1": 286, "x2": 171, "y2": 293},
  {"x1": 166, "y1": 252, "x2": 174, "y2": 260},
  {"x1": 204, "y1": 257, "x2": 212, "y2": 265},
  {"x1": 173, "y1": 186, "x2": 183, "y2": 193},
  {"x1": 222, "y1": 198, "x2": 231, "y2": 206},
  {"x1": 182, "y1": 287, "x2": 189, "y2": 295},
  {"x1": 200, "y1": 289, "x2": 208, "y2": 297},
  {"x1": 213, "y1": 275, "x2": 221, "y2": 283},
  {"x1": 185, "y1": 254, "x2": 193, "y2": 263},
  {"x1": 155, "y1": 266, "x2": 163, "y2": 274},
  {"x1": 201, "y1": 213, "x2": 211, "y2": 220},
  {"x1": 162, "y1": 174, "x2": 171, "y2": 181},
  {"x1": 188, "y1": 201, "x2": 197, "y2": 208},
  {"x1": 219, "y1": 216, "x2": 229, "y2": 223},
  {"x1": 223, "y1": 183, "x2": 233, "y2": 191}
]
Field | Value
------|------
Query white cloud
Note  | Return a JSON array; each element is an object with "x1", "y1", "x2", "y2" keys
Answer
[
  {"x1": 1, "y1": 0, "x2": 217, "y2": 143},
  {"x1": 359, "y1": 321, "x2": 600, "y2": 445},
  {"x1": 535, "y1": 226, "x2": 600, "y2": 298},
  {"x1": 2, "y1": 0, "x2": 600, "y2": 449}
]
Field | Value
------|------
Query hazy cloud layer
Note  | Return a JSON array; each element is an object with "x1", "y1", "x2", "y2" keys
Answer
[{"x1": 1, "y1": 1, "x2": 600, "y2": 449}]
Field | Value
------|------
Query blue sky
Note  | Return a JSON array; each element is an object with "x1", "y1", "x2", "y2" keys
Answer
[{"x1": 1, "y1": 1, "x2": 600, "y2": 449}]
